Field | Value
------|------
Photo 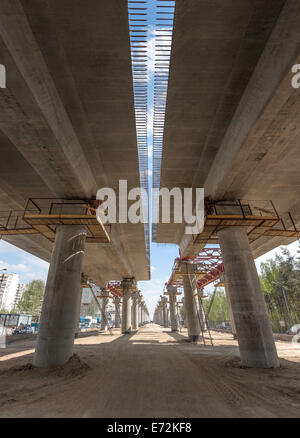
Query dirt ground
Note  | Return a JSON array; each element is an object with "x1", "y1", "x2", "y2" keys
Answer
[{"x1": 0, "y1": 323, "x2": 300, "y2": 418}]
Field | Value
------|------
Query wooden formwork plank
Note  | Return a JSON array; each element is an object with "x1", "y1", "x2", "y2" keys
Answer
[
  {"x1": 262, "y1": 219, "x2": 279, "y2": 227},
  {"x1": 264, "y1": 230, "x2": 300, "y2": 237},
  {"x1": 0, "y1": 228, "x2": 39, "y2": 235},
  {"x1": 88, "y1": 224, "x2": 106, "y2": 237},
  {"x1": 23, "y1": 213, "x2": 110, "y2": 243},
  {"x1": 32, "y1": 224, "x2": 56, "y2": 240},
  {"x1": 24, "y1": 215, "x2": 99, "y2": 225},
  {"x1": 86, "y1": 237, "x2": 110, "y2": 243}
]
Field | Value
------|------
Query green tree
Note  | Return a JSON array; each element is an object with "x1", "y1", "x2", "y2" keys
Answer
[
  {"x1": 259, "y1": 247, "x2": 300, "y2": 332},
  {"x1": 15, "y1": 280, "x2": 45, "y2": 318},
  {"x1": 202, "y1": 288, "x2": 229, "y2": 326},
  {"x1": 89, "y1": 298, "x2": 100, "y2": 316},
  {"x1": 0, "y1": 307, "x2": 9, "y2": 314}
]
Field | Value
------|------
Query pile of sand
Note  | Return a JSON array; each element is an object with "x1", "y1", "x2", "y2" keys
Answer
[{"x1": 3, "y1": 354, "x2": 90, "y2": 378}]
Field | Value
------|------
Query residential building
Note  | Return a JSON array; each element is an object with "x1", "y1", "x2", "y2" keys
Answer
[
  {"x1": 0, "y1": 273, "x2": 19, "y2": 311},
  {"x1": 14, "y1": 283, "x2": 27, "y2": 308}
]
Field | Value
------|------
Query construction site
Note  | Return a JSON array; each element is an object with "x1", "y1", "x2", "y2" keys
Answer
[{"x1": 1, "y1": 0, "x2": 300, "y2": 421}]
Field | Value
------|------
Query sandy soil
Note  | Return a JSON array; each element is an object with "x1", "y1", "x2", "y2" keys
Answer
[{"x1": 0, "y1": 324, "x2": 299, "y2": 418}]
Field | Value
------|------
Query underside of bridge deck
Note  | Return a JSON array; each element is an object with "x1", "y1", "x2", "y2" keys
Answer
[{"x1": 0, "y1": 0, "x2": 149, "y2": 285}]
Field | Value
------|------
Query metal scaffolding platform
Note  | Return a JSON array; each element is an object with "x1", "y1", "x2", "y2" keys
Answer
[
  {"x1": 0, "y1": 198, "x2": 110, "y2": 244},
  {"x1": 194, "y1": 200, "x2": 300, "y2": 245},
  {"x1": 167, "y1": 247, "x2": 224, "y2": 290}
]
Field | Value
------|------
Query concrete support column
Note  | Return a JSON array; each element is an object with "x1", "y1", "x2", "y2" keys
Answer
[
  {"x1": 161, "y1": 297, "x2": 168, "y2": 328},
  {"x1": 180, "y1": 262, "x2": 201, "y2": 341},
  {"x1": 142, "y1": 306, "x2": 145, "y2": 325},
  {"x1": 156, "y1": 305, "x2": 161, "y2": 325},
  {"x1": 223, "y1": 280, "x2": 237, "y2": 339},
  {"x1": 74, "y1": 286, "x2": 83, "y2": 338},
  {"x1": 33, "y1": 225, "x2": 87, "y2": 367},
  {"x1": 100, "y1": 293, "x2": 109, "y2": 331},
  {"x1": 196, "y1": 288, "x2": 207, "y2": 331},
  {"x1": 132, "y1": 292, "x2": 139, "y2": 330},
  {"x1": 218, "y1": 226, "x2": 279, "y2": 368},
  {"x1": 176, "y1": 302, "x2": 181, "y2": 327},
  {"x1": 167, "y1": 285, "x2": 178, "y2": 332},
  {"x1": 141, "y1": 302, "x2": 145, "y2": 325},
  {"x1": 138, "y1": 298, "x2": 143, "y2": 326},
  {"x1": 182, "y1": 298, "x2": 187, "y2": 328},
  {"x1": 121, "y1": 278, "x2": 132, "y2": 334},
  {"x1": 113, "y1": 296, "x2": 121, "y2": 328},
  {"x1": 139, "y1": 301, "x2": 143, "y2": 326},
  {"x1": 131, "y1": 302, "x2": 134, "y2": 326}
]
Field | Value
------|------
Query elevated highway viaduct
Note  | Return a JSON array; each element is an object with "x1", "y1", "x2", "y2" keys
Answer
[
  {"x1": 154, "y1": 0, "x2": 300, "y2": 368},
  {"x1": 0, "y1": 0, "x2": 149, "y2": 367}
]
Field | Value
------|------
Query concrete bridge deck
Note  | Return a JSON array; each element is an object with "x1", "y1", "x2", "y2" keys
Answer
[{"x1": 0, "y1": 324, "x2": 300, "y2": 417}]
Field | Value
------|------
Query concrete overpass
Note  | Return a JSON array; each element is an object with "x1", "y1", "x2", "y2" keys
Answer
[
  {"x1": 0, "y1": 0, "x2": 150, "y2": 367},
  {"x1": 0, "y1": 1, "x2": 300, "y2": 418},
  {"x1": 0, "y1": 0, "x2": 149, "y2": 284},
  {"x1": 155, "y1": 0, "x2": 300, "y2": 255},
  {"x1": 153, "y1": 0, "x2": 300, "y2": 368}
]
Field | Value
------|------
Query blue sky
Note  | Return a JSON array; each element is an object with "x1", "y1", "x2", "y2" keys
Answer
[
  {"x1": 0, "y1": 239, "x2": 49, "y2": 284},
  {"x1": 1, "y1": 1, "x2": 299, "y2": 318}
]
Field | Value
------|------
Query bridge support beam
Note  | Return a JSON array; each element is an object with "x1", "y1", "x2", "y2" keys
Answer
[
  {"x1": 180, "y1": 262, "x2": 201, "y2": 342},
  {"x1": 218, "y1": 226, "x2": 279, "y2": 368},
  {"x1": 33, "y1": 225, "x2": 87, "y2": 368},
  {"x1": 121, "y1": 278, "x2": 132, "y2": 334}
]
